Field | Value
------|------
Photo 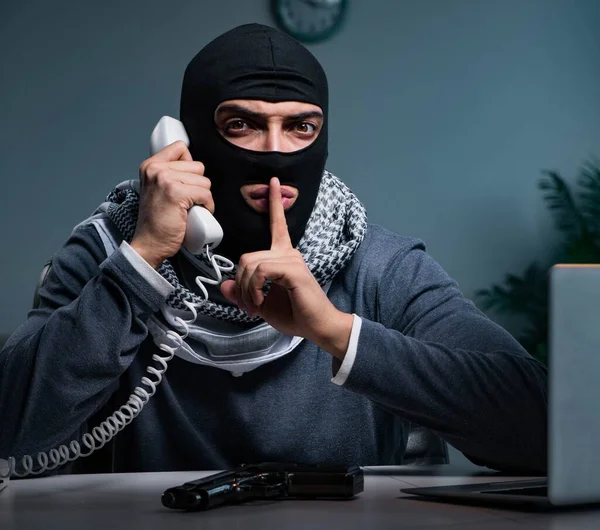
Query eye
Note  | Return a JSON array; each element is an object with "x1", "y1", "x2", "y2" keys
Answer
[
  {"x1": 224, "y1": 119, "x2": 251, "y2": 135},
  {"x1": 293, "y1": 122, "x2": 318, "y2": 135}
]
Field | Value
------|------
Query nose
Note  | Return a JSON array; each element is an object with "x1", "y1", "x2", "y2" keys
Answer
[{"x1": 261, "y1": 126, "x2": 282, "y2": 152}]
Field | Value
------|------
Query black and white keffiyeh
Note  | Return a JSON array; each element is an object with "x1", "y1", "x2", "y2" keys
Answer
[{"x1": 105, "y1": 171, "x2": 367, "y2": 324}]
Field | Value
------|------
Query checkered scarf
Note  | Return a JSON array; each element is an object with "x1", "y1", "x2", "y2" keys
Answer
[{"x1": 105, "y1": 171, "x2": 367, "y2": 324}]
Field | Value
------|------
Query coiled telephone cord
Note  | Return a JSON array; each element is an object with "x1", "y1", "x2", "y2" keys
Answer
[{"x1": 1, "y1": 246, "x2": 233, "y2": 479}]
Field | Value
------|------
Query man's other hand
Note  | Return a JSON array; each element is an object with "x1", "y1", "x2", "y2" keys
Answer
[{"x1": 220, "y1": 177, "x2": 353, "y2": 360}]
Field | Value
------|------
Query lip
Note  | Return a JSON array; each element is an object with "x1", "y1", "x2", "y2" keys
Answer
[
  {"x1": 248, "y1": 197, "x2": 296, "y2": 213},
  {"x1": 248, "y1": 186, "x2": 295, "y2": 200}
]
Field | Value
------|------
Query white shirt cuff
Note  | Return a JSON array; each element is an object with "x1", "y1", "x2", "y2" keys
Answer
[
  {"x1": 120, "y1": 241, "x2": 174, "y2": 299},
  {"x1": 331, "y1": 314, "x2": 362, "y2": 386}
]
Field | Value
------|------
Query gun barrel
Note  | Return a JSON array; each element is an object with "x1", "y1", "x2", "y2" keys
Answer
[
  {"x1": 161, "y1": 472, "x2": 285, "y2": 511},
  {"x1": 161, "y1": 489, "x2": 205, "y2": 510},
  {"x1": 162, "y1": 482, "x2": 243, "y2": 510}
]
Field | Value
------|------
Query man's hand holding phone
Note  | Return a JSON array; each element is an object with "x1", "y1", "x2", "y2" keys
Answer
[{"x1": 131, "y1": 141, "x2": 214, "y2": 269}]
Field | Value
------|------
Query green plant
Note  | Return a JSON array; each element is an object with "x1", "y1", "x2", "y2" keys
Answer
[{"x1": 476, "y1": 159, "x2": 600, "y2": 364}]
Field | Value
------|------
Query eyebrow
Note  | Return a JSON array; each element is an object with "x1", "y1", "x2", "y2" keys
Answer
[{"x1": 215, "y1": 104, "x2": 323, "y2": 122}]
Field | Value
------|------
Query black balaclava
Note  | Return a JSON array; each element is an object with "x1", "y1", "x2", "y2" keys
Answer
[{"x1": 179, "y1": 23, "x2": 329, "y2": 264}]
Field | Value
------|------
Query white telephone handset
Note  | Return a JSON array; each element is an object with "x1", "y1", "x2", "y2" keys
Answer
[{"x1": 149, "y1": 116, "x2": 223, "y2": 254}]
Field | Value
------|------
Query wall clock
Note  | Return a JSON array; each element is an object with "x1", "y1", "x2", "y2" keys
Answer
[{"x1": 271, "y1": 0, "x2": 348, "y2": 43}]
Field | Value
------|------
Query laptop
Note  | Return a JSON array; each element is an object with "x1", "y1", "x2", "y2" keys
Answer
[{"x1": 401, "y1": 264, "x2": 600, "y2": 507}]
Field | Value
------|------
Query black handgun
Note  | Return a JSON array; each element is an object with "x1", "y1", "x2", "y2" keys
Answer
[{"x1": 161, "y1": 462, "x2": 364, "y2": 511}]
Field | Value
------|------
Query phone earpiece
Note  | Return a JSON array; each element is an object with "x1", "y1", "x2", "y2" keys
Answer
[{"x1": 150, "y1": 116, "x2": 190, "y2": 154}]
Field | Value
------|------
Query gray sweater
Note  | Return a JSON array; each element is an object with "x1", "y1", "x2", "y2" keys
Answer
[{"x1": 0, "y1": 223, "x2": 548, "y2": 473}]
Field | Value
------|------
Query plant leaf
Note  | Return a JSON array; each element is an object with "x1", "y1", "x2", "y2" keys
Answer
[
  {"x1": 538, "y1": 171, "x2": 589, "y2": 240},
  {"x1": 475, "y1": 262, "x2": 548, "y2": 316},
  {"x1": 563, "y1": 235, "x2": 600, "y2": 263},
  {"x1": 576, "y1": 159, "x2": 600, "y2": 235}
]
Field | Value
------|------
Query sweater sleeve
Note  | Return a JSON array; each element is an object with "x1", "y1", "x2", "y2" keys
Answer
[
  {"x1": 0, "y1": 224, "x2": 172, "y2": 463},
  {"x1": 339, "y1": 240, "x2": 548, "y2": 473}
]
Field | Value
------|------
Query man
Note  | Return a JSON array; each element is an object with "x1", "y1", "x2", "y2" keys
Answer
[{"x1": 0, "y1": 23, "x2": 547, "y2": 476}]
